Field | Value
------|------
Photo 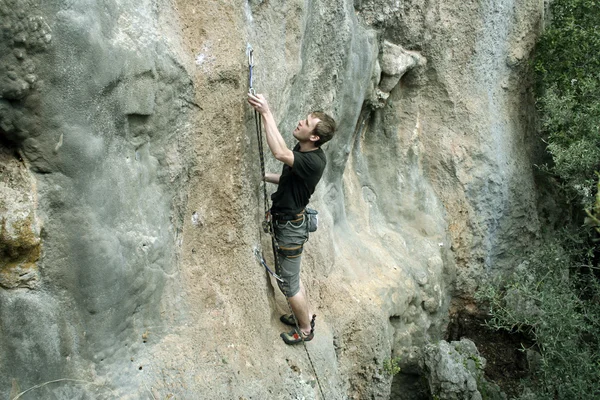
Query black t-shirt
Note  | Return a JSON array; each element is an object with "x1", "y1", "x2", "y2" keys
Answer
[{"x1": 271, "y1": 144, "x2": 326, "y2": 215}]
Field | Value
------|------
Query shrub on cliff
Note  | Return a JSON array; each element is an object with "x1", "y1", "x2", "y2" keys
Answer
[
  {"x1": 535, "y1": 0, "x2": 600, "y2": 208},
  {"x1": 476, "y1": 238, "x2": 600, "y2": 399},
  {"x1": 478, "y1": 1, "x2": 600, "y2": 398}
]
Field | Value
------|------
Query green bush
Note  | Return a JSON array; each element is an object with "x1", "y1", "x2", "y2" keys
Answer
[
  {"x1": 476, "y1": 238, "x2": 600, "y2": 399},
  {"x1": 535, "y1": 0, "x2": 600, "y2": 207},
  {"x1": 477, "y1": 1, "x2": 600, "y2": 398},
  {"x1": 585, "y1": 175, "x2": 600, "y2": 231}
]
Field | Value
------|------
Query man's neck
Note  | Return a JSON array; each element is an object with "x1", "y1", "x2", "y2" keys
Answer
[{"x1": 298, "y1": 141, "x2": 319, "y2": 152}]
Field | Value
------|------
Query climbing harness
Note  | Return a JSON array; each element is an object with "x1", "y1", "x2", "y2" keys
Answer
[{"x1": 248, "y1": 44, "x2": 327, "y2": 400}]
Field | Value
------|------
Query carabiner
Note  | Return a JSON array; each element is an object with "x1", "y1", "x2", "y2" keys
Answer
[{"x1": 247, "y1": 43, "x2": 255, "y2": 94}]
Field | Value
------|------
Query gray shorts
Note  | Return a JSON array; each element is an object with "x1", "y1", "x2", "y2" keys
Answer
[{"x1": 273, "y1": 215, "x2": 309, "y2": 297}]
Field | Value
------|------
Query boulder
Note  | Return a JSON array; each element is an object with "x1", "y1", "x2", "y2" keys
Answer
[{"x1": 424, "y1": 339, "x2": 506, "y2": 400}]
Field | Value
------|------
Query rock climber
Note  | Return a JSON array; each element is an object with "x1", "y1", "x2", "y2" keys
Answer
[{"x1": 248, "y1": 92, "x2": 336, "y2": 344}]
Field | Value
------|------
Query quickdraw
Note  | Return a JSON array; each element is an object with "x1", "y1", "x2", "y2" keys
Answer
[
  {"x1": 253, "y1": 247, "x2": 283, "y2": 282},
  {"x1": 247, "y1": 43, "x2": 256, "y2": 95}
]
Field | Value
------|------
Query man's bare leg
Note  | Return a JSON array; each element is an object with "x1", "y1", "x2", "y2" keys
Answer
[{"x1": 287, "y1": 281, "x2": 312, "y2": 335}]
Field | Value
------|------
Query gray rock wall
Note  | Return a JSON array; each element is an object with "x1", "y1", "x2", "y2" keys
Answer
[
  {"x1": 0, "y1": 0, "x2": 543, "y2": 398},
  {"x1": 1, "y1": 0, "x2": 195, "y2": 397}
]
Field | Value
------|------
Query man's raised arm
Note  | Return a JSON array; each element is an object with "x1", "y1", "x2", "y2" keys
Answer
[{"x1": 248, "y1": 93, "x2": 294, "y2": 166}]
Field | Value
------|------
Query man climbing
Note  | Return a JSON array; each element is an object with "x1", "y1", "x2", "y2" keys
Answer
[{"x1": 248, "y1": 92, "x2": 336, "y2": 345}]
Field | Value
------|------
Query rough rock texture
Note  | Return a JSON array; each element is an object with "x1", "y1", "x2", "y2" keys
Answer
[
  {"x1": 0, "y1": 146, "x2": 41, "y2": 289},
  {"x1": 1, "y1": 0, "x2": 195, "y2": 397},
  {"x1": 0, "y1": 0, "x2": 544, "y2": 398},
  {"x1": 370, "y1": 40, "x2": 426, "y2": 107},
  {"x1": 423, "y1": 339, "x2": 505, "y2": 400}
]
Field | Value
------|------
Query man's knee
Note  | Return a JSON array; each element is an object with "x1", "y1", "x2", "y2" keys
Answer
[
  {"x1": 276, "y1": 252, "x2": 302, "y2": 297},
  {"x1": 277, "y1": 267, "x2": 301, "y2": 297},
  {"x1": 277, "y1": 278, "x2": 300, "y2": 297}
]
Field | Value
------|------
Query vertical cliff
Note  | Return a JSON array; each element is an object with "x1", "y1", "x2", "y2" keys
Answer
[{"x1": 0, "y1": 0, "x2": 543, "y2": 398}]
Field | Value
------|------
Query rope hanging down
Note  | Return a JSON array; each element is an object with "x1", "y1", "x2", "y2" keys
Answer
[{"x1": 247, "y1": 44, "x2": 327, "y2": 400}]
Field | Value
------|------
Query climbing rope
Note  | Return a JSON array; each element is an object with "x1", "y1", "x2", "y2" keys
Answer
[{"x1": 248, "y1": 44, "x2": 327, "y2": 400}]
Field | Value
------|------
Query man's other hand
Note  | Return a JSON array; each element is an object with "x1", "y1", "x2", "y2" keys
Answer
[{"x1": 248, "y1": 93, "x2": 270, "y2": 115}]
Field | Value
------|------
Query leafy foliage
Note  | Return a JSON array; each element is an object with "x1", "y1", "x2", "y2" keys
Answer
[
  {"x1": 477, "y1": 239, "x2": 600, "y2": 399},
  {"x1": 585, "y1": 175, "x2": 600, "y2": 232},
  {"x1": 535, "y1": 0, "x2": 600, "y2": 207},
  {"x1": 477, "y1": 1, "x2": 600, "y2": 398},
  {"x1": 382, "y1": 357, "x2": 401, "y2": 376}
]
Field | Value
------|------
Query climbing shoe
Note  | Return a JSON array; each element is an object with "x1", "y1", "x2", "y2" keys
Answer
[
  {"x1": 280, "y1": 314, "x2": 317, "y2": 328},
  {"x1": 280, "y1": 327, "x2": 314, "y2": 345},
  {"x1": 279, "y1": 314, "x2": 297, "y2": 326}
]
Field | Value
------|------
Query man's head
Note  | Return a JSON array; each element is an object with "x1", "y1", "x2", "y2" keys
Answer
[{"x1": 293, "y1": 111, "x2": 336, "y2": 147}]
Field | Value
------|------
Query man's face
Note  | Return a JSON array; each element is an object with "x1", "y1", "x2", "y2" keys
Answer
[{"x1": 293, "y1": 114, "x2": 321, "y2": 143}]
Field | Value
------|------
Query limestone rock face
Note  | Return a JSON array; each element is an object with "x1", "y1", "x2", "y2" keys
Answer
[
  {"x1": 0, "y1": 147, "x2": 41, "y2": 289},
  {"x1": 423, "y1": 339, "x2": 506, "y2": 400},
  {"x1": 1, "y1": 0, "x2": 196, "y2": 396},
  {"x1": 372, "y1": 40, "x2": 426, "y2": 107},
  {"x1": 0, "y1": 0, "x2": 543, "y2": 398}
]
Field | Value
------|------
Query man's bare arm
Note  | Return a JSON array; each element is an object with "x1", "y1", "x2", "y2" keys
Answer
[
  {"x1": 248, "y1": 93, "x2": 294, "y2": 167},
  {"x1": 264, "y1": 173, "x2": 281, "y2": 184}
]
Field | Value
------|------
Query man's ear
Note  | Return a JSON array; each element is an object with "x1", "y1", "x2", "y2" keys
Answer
[{"x1": 309, "y1": 134, "x2": 320, "y2": 143}]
